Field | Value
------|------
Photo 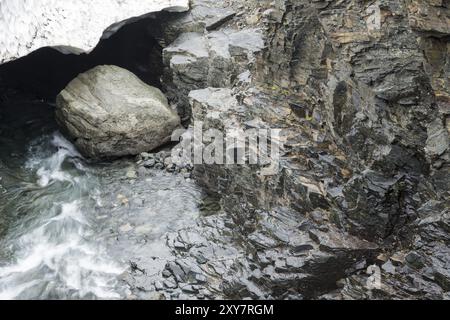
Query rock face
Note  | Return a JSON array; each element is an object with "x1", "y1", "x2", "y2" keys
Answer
[
  {"x1": 163, "y1": 1, "x2": 264, "y2": 119},
  {"x1": 257, "y1": 0, "x2": 450, "y2": 241},
  {"x1": 56, "y1": 65, "x2": 181, "y2": 159},
  {"x1": 0, "y1": 0, "x2": 189, "y2": 64},
  {"x1": 152, "y1": 0, "x2": 450, "y2": 300}
]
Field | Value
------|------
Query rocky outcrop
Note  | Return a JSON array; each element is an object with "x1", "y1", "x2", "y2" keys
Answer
[
  {"x1": 56, "y1": 65, "x2": 180, "y2": 159},
  {"x1": 256, "y1": 0, "x2": 450, "y2": 243},
  {"x1": 162, "y1": 2, "x2": 264, "y2": 120},
  {"x1": 0, "y1": 0, "x2": 189, "y2": 64},
  {"x1": 154, "y1": 0, "x2": 450, "y2": 299}
]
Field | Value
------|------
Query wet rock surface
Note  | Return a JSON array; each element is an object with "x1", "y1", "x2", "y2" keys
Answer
[
  {"x1": 151, "y1": 0, "x2": 450, "y2": 299},
  {"x1": 92, "y1": 163, "x2": 214, "y2": 300},
  {"x1": 56, "y1": 65, "x2": 181, "y2": 159}
]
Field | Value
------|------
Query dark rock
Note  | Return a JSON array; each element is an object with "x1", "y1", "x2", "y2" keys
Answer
[
  {"x1": 143, "y1": 159, "x2": 156, "y2": 168},
  {"x1": 154, "y1": 281, "x2": 164, "y2": 291},
  {"x1": 180, "y1": 284, "x2": 199, "y2": 294},
  {"x1": 163, "y1": 279, "x2": 178, "y2": 290}
]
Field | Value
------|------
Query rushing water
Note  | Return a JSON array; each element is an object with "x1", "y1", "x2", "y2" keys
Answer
[{"x1": 0, "y1": 99, "x2": 207, "y2": 299}]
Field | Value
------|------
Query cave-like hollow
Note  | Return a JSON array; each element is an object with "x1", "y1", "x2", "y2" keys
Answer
[
  {"x1": 0, "y1": 14, "x2": 175, "y2": 163},
  {"x1": 0, "y1": 12, "x2": 183, "y2": 188},
  {"x1": 0, "y1": 13, "x2": 180, "y2": 238},
  {"x1": 0, "y1": 15, "x2": 167, "y2": 100}
]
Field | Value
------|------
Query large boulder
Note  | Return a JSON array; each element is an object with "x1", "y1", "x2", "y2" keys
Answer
[{"x1": 56, "y1": 65, "x2": 181, "y2": 159}]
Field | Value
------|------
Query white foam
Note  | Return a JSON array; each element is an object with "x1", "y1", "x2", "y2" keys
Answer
[
  {"x1": 26, "y1": 133, "x2": 85, "y2": 187},
  {"x1": 0, "y1": 201, "x2": 126, "y2": 299},
  {"x1": 0, "y1": 133, "x2": 126, "y2": 299}
]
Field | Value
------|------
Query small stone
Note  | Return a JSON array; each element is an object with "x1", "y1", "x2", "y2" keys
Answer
[
  {"x1": 145, "y1": 292, "x2": 166, "y2": 300},
  {"x1": 274, "y1": 259, "x2": 287, "y2": 271},
  {"x1": 309, "y1": 210, "x2": 325, "y2": 223},
  {"x1": 167, "y1": 262, "x2": 186, "y2": 280},
  {"x1": 341, "y1": 168, "x2": 352, "y2": 178},
  {"x1": 195, "y1": 255, "x2": 208, "y2": 265},
  {"x1": 286, "y1": 257, "x2": 305, "y2": 269},
  {"x1": 194, "y1": 274, "x2": 207, "y2": 284},
  {"x1": 117, "y1": 194, "x2": 129, "y2": 206},
  {"x1": 382, "y1": 260, "x2": 396, "y2": 274},
  {"x1": 163, "y1": 279, "x2": 178, "y2": 289},
  {"x1": 405, "y1": 251, "x2": 426, "y2": 269},
  {"x1": 166, "y1": 164, "x2": 176, "y2": 173},
  {"x1": 263, "y1": 8, "x2": 283, "y2": 22},
  {"x1": 157, "y1": 151, "x2": 169, "y2": 161},
  {"x1": 174, "y1": 241, "x2": 186, "y2": 250},
  {"x1": 425, "y1": 119, "x2": 449, "y2": 157},
  {"x1": 354, "y1": 260, "x2": 367, "y2": 270},
  {"x1": 246, "y1": 13, "x2": 260, "y2": 25},
  {"x1": 376, "y1": 253, "x2": 389, "y2": 263},
  {"x1": 390, "y1": 252, "x2": 406, "y2": 266},
  {"x1": 143, "y1": 159, "x2": 156, "y2": 168},
  {"x1": 164, "y1": 157, "x2": 173, "y2": 167},
  {"x1": 154, "y1": 281, "x2": 164, "y2": 291},
  {"x1": 180, "y1": 284, "x2": 198, "y2": 294},
  {"x1": 140, "y1": 152, "x2": 151, "y2": 160},
  {"x1": 162, "y1": 270, "x2": 172, "y2": 278}
]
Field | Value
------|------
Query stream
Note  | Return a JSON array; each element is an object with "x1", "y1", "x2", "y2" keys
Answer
[{"x1": 0, "y1": 98, "x2": 213, "y2": 299}]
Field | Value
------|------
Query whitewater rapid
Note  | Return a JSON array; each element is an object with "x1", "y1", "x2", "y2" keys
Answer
[
  {"x1": 0, "y1": 133, "x2": 126, "y2": 299},
  {"x1": 0, "y1": 99, "x2": 209, "y2": 300}
]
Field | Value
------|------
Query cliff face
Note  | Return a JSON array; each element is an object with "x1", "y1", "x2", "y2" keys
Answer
[
  {"x1": 251, "y1": 0, "x2": 450, "y2": 299},
  {"x1": 176, "y1": 0, "x2": 450, "y2": 298},
  {"x1": 259, "y1": 0, "x2": 450, "y2": 241}
]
